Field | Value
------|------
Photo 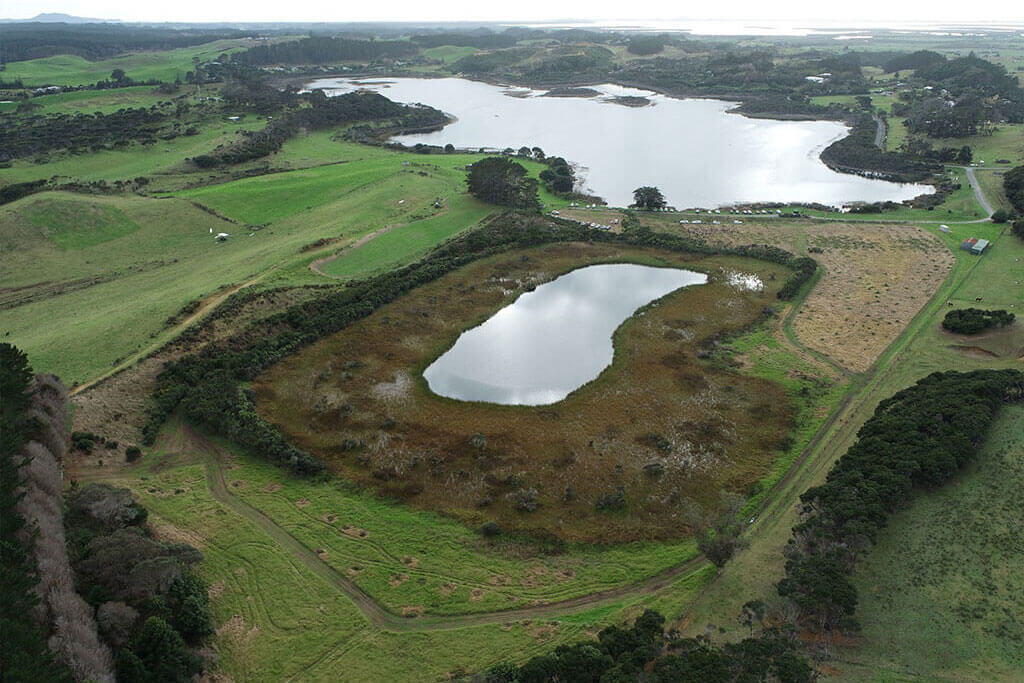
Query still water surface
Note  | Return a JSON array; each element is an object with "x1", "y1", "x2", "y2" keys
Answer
[
  {"x1": 422, "y1": 263, "x2": 707, "y2": 405},
  {"x1": 309, "y1": 76, "x2": 932, "y2": 208}
]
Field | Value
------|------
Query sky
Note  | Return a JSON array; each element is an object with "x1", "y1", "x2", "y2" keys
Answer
[{"x1": 4, "y1": 0, "x2": 1024, "y2": 27}]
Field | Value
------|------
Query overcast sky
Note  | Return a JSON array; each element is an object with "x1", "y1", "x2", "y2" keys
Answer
[{"x1": 4, "y1": 0, "x2": 1024, "y2": 26}]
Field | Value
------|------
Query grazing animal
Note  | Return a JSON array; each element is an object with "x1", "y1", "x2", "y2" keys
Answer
[{"x1": 975, "y1": 297, "x2": 983, "y2": 302}]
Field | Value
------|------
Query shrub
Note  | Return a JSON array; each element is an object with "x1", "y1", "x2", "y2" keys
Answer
[
  {"x1": 991, "y1": 208, "x2": 1010, "y2": 223},
  {"x1": 125, "y1": 446, "x2": 142, "y2": 461},
  {"x1": 481, "y1": 521, "x2": 502, "y2": 537}
]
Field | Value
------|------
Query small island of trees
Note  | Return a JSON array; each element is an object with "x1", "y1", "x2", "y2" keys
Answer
[{"x1": 942, "y1": 308, "x2": 1016, "y2": 335}]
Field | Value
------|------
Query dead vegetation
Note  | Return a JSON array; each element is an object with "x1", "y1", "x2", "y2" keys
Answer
[{"x1": 648, "y1": 217, "x2": 953, "y2": 372}]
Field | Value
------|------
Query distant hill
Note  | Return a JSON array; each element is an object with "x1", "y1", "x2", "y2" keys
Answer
[{"x1": 0, "y1": 13, "x2": 119, "y2": 24}]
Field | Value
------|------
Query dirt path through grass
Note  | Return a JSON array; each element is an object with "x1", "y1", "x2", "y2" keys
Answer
[
  {"x1": 172, "y1": 423, "x2": 708, "y2": 631},
  {"x1": 69, "y1": 271, "x2": 272, "y2": 396}
]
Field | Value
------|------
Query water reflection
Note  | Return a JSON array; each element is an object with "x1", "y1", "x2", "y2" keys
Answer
[
  {"x1": 423, "y1": 264, "x2": 707, "y2": 405},
  {"x1": 308, "y1": 77, "x2": 933, "y2": 208}
]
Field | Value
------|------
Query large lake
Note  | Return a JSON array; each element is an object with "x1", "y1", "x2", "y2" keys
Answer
[
  {"x1": 422, "y1": 263, "x2": 707, "y2": 405},
  {"x1": 309, "y1": 76, "x2": 932, "y2": 208}
]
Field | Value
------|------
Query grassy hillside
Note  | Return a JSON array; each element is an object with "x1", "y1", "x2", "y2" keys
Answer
[{"x1": 1, "y1": 39, "x2": 255, "y2": 86}]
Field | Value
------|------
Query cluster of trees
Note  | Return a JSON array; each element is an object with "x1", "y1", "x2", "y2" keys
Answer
[
  {"x1": 65, "y1": 482, "x2": 213, "y2": 682},
  {"x1": 1004, "y1": 165, "x2": 1024, "y2": 215},
  {"x1": 193, "y1": 90, "x2": 446, "y2": 168},
  {"x1": 466, "y1": 157, "x2": 540, "y2": 211},
  {"x1": 626, "y1": 35, "x2": 668, "y2": 56},
  {"x1": 777, "y1": 369, "x2": 1024, "y2": 632},
  {"x1": 942, "y1": 308, "x2": 1016, "y2": 334},
  {"x1": 482, "y1": 610, "x2": 812, "y2": 682},
  {"x1": 887, "y1": 54, "x2": 1024, "y2": 141},
  {"x1": 0, "y1": 343, "x2": 74, "y2": 682},
  {"x1": 538, "y1": 156, "x2": 575, "y2": 194},
  {"x1": 0, "y1": 106, "x2": 173, "y2": 160},
  {"x1": 145, "y1": 213, "x2": 817, "y2": 481},
  {"x1": 884, "y1": 49, "x2": 946, "y2": 72},
  {"x1": 235, "y1": 35, "x2": 415, "y2": 65}
]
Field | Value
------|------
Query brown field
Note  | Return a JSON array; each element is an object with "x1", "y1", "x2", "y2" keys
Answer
[
  {"x1": 642, "y1": 217, "x2": 954, "y2": 372},
  {"x1": 254, "y1": 242, "x2": 799, "y2": 543}
]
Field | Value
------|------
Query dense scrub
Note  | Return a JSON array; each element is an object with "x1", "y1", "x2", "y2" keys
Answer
[
  {"x1": 482, "y1": 610, "x2": 812, "y2": 682},
  {"x1": 0, "y1": 107, "x2": 172, "y2": 161},
  {"x1": 235, "y1": 35, "x2": 415, "y2": 65},
  {"x1": 144, "y1": 215, "x2": 816, "y2": 479},
  {"x1": 777, "y1": 370, "x2": 1024, "y2": 631},
  {"x1": 942, "y1": 308, "x2": 1016, "y2": 335},
  {"x1": 820, "y1": 113, "x2": 940, "y2": 182}
]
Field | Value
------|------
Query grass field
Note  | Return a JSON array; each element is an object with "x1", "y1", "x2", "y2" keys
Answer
[
  {"x1": 1, "y1": 39, "x2": 258, "y2": 86},
  {"x1": 836, "y1": 404, "x2": 1024, "y2": 681},
  {"x1": 0, "y1": 138, "x2": 577, "y2": 385},
  {"x1": 0, "y1": 85, "x2": 183, "y2": 115},
  {"x1": 101, "y1": 447, "x2": 618, "y2": 681},
  {"x1": 422, "y1": 45, "x2": 480, "y2": 64}
]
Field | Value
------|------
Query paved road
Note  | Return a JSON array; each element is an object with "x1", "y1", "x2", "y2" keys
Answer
[{"x1": 872, "y1": 115, "x2": 885, "y2": 149}]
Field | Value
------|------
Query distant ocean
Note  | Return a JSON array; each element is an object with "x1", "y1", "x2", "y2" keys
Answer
[{"x1": 519, "y1": 18, "x2": 1024, "y2": 37}]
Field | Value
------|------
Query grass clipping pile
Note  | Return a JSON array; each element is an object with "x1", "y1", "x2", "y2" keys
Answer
[{"x1": 255, "y1": 242, "x2": 796, "y2": 542}]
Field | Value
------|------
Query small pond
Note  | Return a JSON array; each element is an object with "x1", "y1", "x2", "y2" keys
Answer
[{"x1": 422, "y1": 263, "x2": 707, "y2": 405}]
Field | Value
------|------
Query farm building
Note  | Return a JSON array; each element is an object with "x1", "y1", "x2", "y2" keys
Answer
[{"x1": 960, "y1": 237, "x2": 989, "y2": 254}]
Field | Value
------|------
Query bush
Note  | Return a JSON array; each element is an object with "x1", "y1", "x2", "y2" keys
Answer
[
  {"x1": 481, "y1": 521, "x2": 502, "y2": 537},
  {"x1": 991, "y1": 208, "x2": 1010, "y2": 223},
  {"x1": 125, "y1": 446, "x2": 142, "y2": 461},
  {"x1": 942, "y1": 308, "x2": 1015, "y2": 334}
]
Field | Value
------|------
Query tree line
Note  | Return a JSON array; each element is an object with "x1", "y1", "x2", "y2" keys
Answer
[
  {"x1": 480, "y1": 609, "x2": 812, "y2": 682},
  {"x1": 777, "y1": 369, "x2": 1024, "y2": 632},
  {"x1": 0, "y1": 343, "x2": 215, "y2": 682},
  {"x1": 235, "y1": 35, "x2": 415, "y2": 66}
]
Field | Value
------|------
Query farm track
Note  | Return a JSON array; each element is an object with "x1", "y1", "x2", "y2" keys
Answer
[
  {"x1": 962, "y1": 165, "x2": 995, "y2": 219},
  {"x1": 69, "y1": 270, "x2": 273, "y2": 397},
  {"x1": 187, "y1": 425, "x2": 709, "y2": 632}
]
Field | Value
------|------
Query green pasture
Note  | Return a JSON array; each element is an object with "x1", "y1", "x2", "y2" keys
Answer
[
  {"x1": 839, "y1": 404, "x2": 1024, "y2": 681},
  {"x1": 114, "y1": 455, "x2": 607, "y2": 681},
  {"x1": 7, "y1": 85, "x2": 179, "y2": 115},
  {"x1": 1, "y1": 39, "x2": 256, "y2": 86},
  {"x1": 216, "y1": 448, "x2": 700, "y2": 616},
  {"x1": 422, "y1": 45, "x2": 480, "y2": 64},
  {"x1": 0, "y1": 116, "x2": 259, "y2": 188},
  {"x1": 0, "y1": 140, "x2": 573, "y2": 383}
]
